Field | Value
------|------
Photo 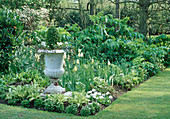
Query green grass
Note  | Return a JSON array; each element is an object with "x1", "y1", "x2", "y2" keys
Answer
[{"x1": 0, "y1": 67, "x2": 170, "y2": 119}]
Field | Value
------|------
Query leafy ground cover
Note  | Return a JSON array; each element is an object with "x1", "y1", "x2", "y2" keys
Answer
[{"x1": 0, "y1": 67, "x2": 170, "y2": 119}]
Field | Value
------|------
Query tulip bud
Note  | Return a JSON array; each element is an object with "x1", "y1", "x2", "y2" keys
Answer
[
  {"x1": 108, "y1": 60, "x2": 110, "y2": 66},
  {"x1": 63, "y1": 52, "x2": 67, "y2": 59},
  {"x1": 78, "y1": 53, "x2": 81, "y2": 57},
  {"x1": 92, "y1": 59, "x2": 94, "y2": 63},
  {"x1": 73, "y1": 66, "x2": 77, "y2": 72},
  {"x1": 78, "y1": 49, "x2": 81, "y2": 53},
  {"x1": 68, "y1": 55, "x2": 70, "y2": 60},
  {"x1": 76, "y1": 59, "x2": 79, "y2": 64},
  {"x1": 80, "y1": 53, "x2": 83, "y2": 57}
]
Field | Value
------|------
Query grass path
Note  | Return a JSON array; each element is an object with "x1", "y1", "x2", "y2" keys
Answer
[{"x1": 0, "y1": 67, "x2": 170, "y2": 119}]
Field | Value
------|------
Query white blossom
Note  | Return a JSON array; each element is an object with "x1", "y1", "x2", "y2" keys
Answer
[
  {"x1": 91, "y1": 94, "x2": 97, "y2": 98},
  {"x1": 78, "y1": 53, "x2": 81, "y2": 57},
  {"x1": 87, "y1": 91, "x2": 92, "y2": 94},
  {"x1": 106, "y1": 92, "x2": 110, "y2": 95},
  {"x1": 80, "y1": 53, "x2": 83, "y2": 57},
  {"x1": 99, "y1": 96, "x2": 104, "y2": 99},
  {"x1": 76, "y1": 59, "x2": 79, "y2": 64},
  {"x1": 86, "y1": 95, "x2": 90, "y2": 98},
  {"x1": 57, "y1": 42, "x2": 63, "y2": 46},
  {"x1": 97, "y1": 92, "x2": 102, "y2": 96},
  {"x1": 41, "y1": 41, "x2": 46, "y2": 46},
  {"x1": 92, "y1": 59, "x2": 94, "y2": 63},
  {"x1": 78, "y1": 49, "x2": 81, "y2": 53},
  {"x1": 109, "y1": 96, "x2": 112, "y2": 99},
  {"x1": 92, "y1": 89, "x2": 96, "y2": 92},
  {"x1": 108, "y1": 60, "x2": 111, "y2": 66}
]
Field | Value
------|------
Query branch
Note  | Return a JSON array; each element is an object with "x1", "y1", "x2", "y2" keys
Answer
[
  {"x1": 150, "y1": 0, "x2": 168, "y2": 5},
  {"x1": 108, "y1": 0, "x2": 138, "y2": 4},
  {"x1": 55, "y1": 7, "x2": 89, "y2": 11}
]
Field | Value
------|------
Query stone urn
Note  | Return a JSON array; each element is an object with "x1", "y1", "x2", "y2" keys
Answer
[{"x1": 38, "y1": 49, "x2": 65, "y2": 94}]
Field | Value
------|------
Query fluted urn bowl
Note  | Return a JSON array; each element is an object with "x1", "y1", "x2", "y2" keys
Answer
[{"x1": 38, "y1": 49, "x2": 65, "y2": 94}]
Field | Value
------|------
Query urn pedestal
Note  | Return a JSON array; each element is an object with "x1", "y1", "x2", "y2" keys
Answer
[{"x1": 38, "y1": 49, "x2": 65, "y2": 94}]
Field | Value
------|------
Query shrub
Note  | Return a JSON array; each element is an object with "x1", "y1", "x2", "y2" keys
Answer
[
  {"x1": 80, "y1": 105, "x2": 91, "y2": 116},
  {"x1": 34, "y1": 99, "x2": 45, "y2": 109},
  {"x1": 92, "y1": 102, "x2": 101, "y2": 112},
  {"x1": 8, "y1": 99, "x2": 19, "y2": 106},
  {"x1": 56, "y1": 102, "x2": 65, "y2": 113},
  {"x1": 66, "y1": 104, "x2": 78, "y2": 115},
  {"x1": 0, "y1": 94, "x2": 6, "y2": 100},
  {"x1": 21, "y1": 100, "x2": 30, "y2": 108},
  {"x1": 0, "y1": 7, "x2": 23, "y2": 73},
  {"x1": 44, "y1": 100, "x2": 56, "y2": 112},
  {"x1": 46, "y1": 26, "x2": 60, "y2": 49},
  {"x1": 88, "y1": 104, "x2": 96, "y2": 115}
]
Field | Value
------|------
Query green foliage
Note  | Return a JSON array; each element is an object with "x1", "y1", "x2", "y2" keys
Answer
[
  {"x1": 0, "y1": 7, "x2": 23, "y2": 73},
  {"x1": 62, "y1": 58, "x2": 117, "y2": 92},
  {"x1": 0, "y1": 94, "x2": 6, "y2": 100},
  {"x1": 0, "y1": 0, "x2": 47, "y2": 9},
  {"x1": 7, "y1": 99, "x2": 19, "y2": 106},
  {"x1": 68, "y1": 92, "x2": 89, "y2": 107},
  {"x1": 0, "y1": 79, "x2": 7, "y2": 95},
  {"x1": 44, "y1": 94, "x2": 68, "y2": 112},
  {"x1": 90, "y1": 77, "x2": 114, "y2": 93},
  {"x1": 67, "y1": 13, "x2": 144, "y2": 62},
  {"x1": 44, "y1": 100, "x2": 56, "y2": 112},
  {"x1": 46, "y1": 26, "x2": 61, "y2": 49},
  {"x1": 46, "y1": 94, "x2": 68, "y2": 104},
  {"x1": 21, "y1": 99, "x2": 30, "y2": 108},
  {"x1": 149, "y1": 34, "x2": 170, "y2": 46},
  {"x1": 56, "y1": 102, "x2": 65, "y2": 113},
  {"x1": 92, "y1": 102, "x2": 101, "y2": 112},
  {"x1": 5, "y1": 84, "x2": 44, "y2": 101},
  {"x1": 1, "y1": 69, "x2": 49, "y2": 87},
  {"x1": 80, "y1": 105, "x2": 91, "y2": 116},
  {"x1": 66, "y1": 104, "x2": 78, "y2": 115},
  {"x1": 34, "y1": 99, "x2": 45, "y2": 109},
  {"x1": 88, "y1": 104, "x2": 95, "y2": 115}
]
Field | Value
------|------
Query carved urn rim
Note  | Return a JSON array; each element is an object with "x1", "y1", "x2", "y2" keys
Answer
[{"x1": 38, "y1": 49, "x2": 65, "y2": 54}]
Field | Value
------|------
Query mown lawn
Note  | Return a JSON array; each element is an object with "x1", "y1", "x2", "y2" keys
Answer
[{"x1": 0, "y1": 67, "x2": 170, "y2": 119}]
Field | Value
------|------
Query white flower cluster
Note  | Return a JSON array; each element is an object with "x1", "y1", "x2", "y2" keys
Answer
[{"x1": 86, "y1": 89, "x2": 112, "y2": 100}]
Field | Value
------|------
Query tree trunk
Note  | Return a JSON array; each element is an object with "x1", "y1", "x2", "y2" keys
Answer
[
  {"x1": 116, "y1": 0, "x2": 120, "y2": 18},
  {"x1": 90, "y1": 0, "x2": 95, "y2": 15},
  {"x1": 138, "y1": 0, "x2": 150, "y2": 38},
  {"x1": 78, "y1": 0, "x2": 85, "y2": 28}
]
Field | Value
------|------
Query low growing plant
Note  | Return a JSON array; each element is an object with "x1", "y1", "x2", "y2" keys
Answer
[
  {"x1": 92, "y1": 102, "x2": 101, "y2": 112},
  {"x1": 80, "y1": 105, "x2": 91, "y2": 116},
  {"x1": 66, "y1": 104, "x2": 78, "y2": 115},
  {"x1": 44, "y1": 100, "x2": 56, "y2": 112},
  {"x1": 56, "y1": 102, "x2": 65, "y2": 113},
  {"x1": 34, "y1": 99, "x2": 45, "y2": 109},
  {"x1": 7, "y1": 99, "x2": 19, "y2": 106},
  {"x1": 88, "y1": 104, "x2": 95, "y2": 115},
  {"x1": 21, "y1": 99, "x2": 30, "y2": 108},
  {"x1": 69, "y1": 92, "x2": 89, "y2": 107}
]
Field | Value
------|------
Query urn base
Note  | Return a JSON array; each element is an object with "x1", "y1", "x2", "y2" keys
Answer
[{"x1": 44, "y1": 83, "x2": 65, "y2": 94}]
